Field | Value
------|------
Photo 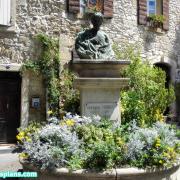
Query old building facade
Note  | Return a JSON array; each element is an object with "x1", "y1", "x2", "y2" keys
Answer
[{"x1": 0, "y1": 0, "x2": 179, "y2": 143}]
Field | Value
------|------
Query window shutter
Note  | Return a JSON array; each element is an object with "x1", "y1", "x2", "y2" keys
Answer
[
  {"x1": 68, "y1": 0, "x2": 80, "y2": 13},
  {"x1": 163, "y1": 0, "x2": 169, "y2": 31},
  {"x1": 0, "y1": 0, "x2": 11, "y2": 26},
  {"x1": 138, "y1": 0, "x2": 147, "y2": 25},
  {"x1": 103, "y1": 0, "x2": 113, "y2": 18}
]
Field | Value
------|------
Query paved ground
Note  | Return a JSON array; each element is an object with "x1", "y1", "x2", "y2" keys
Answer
[
  {"x1": 0, "y1": 153, "x2": 22, "y2": 171},
  {"x1": 0, "y1": 145, "x2": 22, "y2": 173}
]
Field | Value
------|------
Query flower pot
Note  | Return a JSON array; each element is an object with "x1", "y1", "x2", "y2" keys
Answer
[
  {"x1": 116, "y1": 166, "x2": 180, "y2": 180},
  {"x1": 20, "y1": 159, "x2": 180, "y2": 180}
]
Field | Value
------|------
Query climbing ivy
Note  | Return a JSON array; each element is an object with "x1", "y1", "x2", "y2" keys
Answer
[
  {"x1": 23, "y1": 34, "x2": 60, "y2": 117},
  {"x1": 23, "y1": 34, "x2": 80, "y2": 118}
]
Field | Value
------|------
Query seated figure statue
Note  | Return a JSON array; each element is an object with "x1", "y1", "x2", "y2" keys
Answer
[{"x1": 75, "y1": 12, "x2": 114, "y2": 59}]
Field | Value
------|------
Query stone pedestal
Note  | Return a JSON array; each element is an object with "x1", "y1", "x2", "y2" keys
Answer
[
  {"x1": 74, "y1": 78, "x2": 129, "y2": 123},
  {"x1": 72, "y1": 59, "x2": 130, "y2": 123}
]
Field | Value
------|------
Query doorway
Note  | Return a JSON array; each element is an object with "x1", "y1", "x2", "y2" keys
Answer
[
  {"x1": 154, "y1": 63, "x2": 171, "y2": 116},
  {"x1": 0, "y1": 72, "x2": 21, "y2": 143},
  {"x1": 154, "y1": 63, "x2": 171, "y2": 88}
]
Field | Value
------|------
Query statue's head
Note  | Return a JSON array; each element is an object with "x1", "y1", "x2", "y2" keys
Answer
[{"x1": 91, "y1": 12, "x2": 103, "y2": 31}]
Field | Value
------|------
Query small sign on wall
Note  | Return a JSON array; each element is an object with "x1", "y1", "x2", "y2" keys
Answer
[
  {"x1": 175, "y1": 69, "x2": 180, "y2": 83},
  {"x1": 31, "y1": 97, "x2": 40, "y2": 109}
]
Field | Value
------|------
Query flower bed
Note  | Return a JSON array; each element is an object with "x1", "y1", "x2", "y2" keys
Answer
[{"x1": 17, "y1": 114, "x2": 180, "y2": 175}]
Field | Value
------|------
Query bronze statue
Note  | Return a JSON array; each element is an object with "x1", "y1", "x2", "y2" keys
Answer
[{"x1": 75, "y1": 12, "x2": 114, "y2": 59}]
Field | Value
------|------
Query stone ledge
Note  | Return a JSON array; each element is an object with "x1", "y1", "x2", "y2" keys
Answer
[
  {"x1": 72, "y1": 59, "x2": 131, "y2": 64},
  {"x1": 20, "y1": 158, "x2": 180, "y2": 180},
  {"x1": 74, "y1": 78, "x2": 130, "y2": 89},
  {"x1": 145, "y1": 26, "x2": 166, "y2": 35},
  {"x1": 71, "y1": 59, "x2": 131, "y2": 78},
  {"x1": 116, "y1": 165, "x2": 180, "y2": 180},
  {"x1": 0, "y1": 63, "x2": 22, "y2": 72}
]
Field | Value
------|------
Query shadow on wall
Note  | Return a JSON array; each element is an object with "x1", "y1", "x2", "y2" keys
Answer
[
  {"x1": 174, "y1": 24, "x2": 180, "y2": 123},
  {"x1": 143, "y1": 31, "x2": 156, "y2": 51}
]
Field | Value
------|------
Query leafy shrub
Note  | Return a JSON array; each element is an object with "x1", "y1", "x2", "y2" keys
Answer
[
  {"x1": 19, "y1": 115, "x2": 126, "y2": 170},
  {"x1": 176, "y1": 129, "x2": 180, "y2": 139},
  {"x1": 23, "y1": 34, "x2": 60, "y2": 117},
  {"x1": 19, "y1": 114, "x2": 179, "y2": 170},
  {"x1": 17, "y1": 121, "x2": 42, "y2": 144},
  {"x1": 21, "y1": 123, "x2": 82, "y2": 169},
  {"x1": 85, "y1": 142, "x2": 115, "y2": 170},
  {"x1": 112, "y1": 43, "x2": 140, "y2": 60},
  {"x1": 126, "y1": 122, "x2": 179, "y2": 168},
  {"x1": 121, "y1": 55, "x2": 175, "y2": 127},
  {"x1": 23, "y1": 35, "x2": 80, "y2": 118},
  {"x1": 75, "y1": 118, "x2": 126, "y2": 170},
  {"x1": 60, "y1": 70, "x2": 80, "y2": 116},
  {"x1": 147, "y1": 15, "x2": 165, "y2": 28}
]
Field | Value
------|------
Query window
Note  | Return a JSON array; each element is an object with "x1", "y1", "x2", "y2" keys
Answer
[
  {"x1": 147, "y1": 0, "x2": 162, "y2": 15},
  {"x1": 147, "y1": 0, "x2": 156, "y2": 15},
  {"x1": 68, "y1": 0, "x2": 114, "y2": 18},
  {"x1": 138, "y1": 0, "x2": 169, "y2": 31},
  {"x1": 86, "y1": 0, "x2": 104, "y2": 13},
  {"x1": 0, "y1": 0, "x2": 16, "y2": 32},
  {"x1": 80, "y1": 0, "x2": 104, "y2": 15},
  {"x1": 0, "y1": 0, "x2": 11, "y2": 26}
]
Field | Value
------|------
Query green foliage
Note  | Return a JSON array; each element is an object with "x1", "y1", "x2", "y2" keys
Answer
[
  {"x1": 19, "y1": 114, "x2": 180, "y2": 170},
  {"x1": 60, "y1": 70, "x2": 80, "y2": 116},
  {"x1": 176, "y1": 129, "x2": 180, "y2": 139},
  {"x1": 112, "y1": 43, "x2": 140, "y2": 60},
  {"x1": 36, "y1": 34, "x2": 60, "y2": 116},
  {"x1": 121, "y1": 53, "x2": 175, "y2": 127},
  {"x1": 23, "y1": 34, "x2": 60, "y2": 116},
  {"x1": 85, "y1": 142, "x2": 115, "y2": 170},
  {"x1": 67, "y1": 155, "x2": 84, "y2": 170},
  {"x1": 126, "y1": 122, "x2": 179, "y2": 168},
  {"x1": 17, "y1": 121, "x2": 42, "y2": 144},
  {"x1": 130, "y1": 142, "x2": 179, "y2": 168},
  {"x1": 22, "y1": 60, "x2": 40, "y2": 72},
  {"x1": 75, "y1": 119, "x2": 126, "y2": 170},
  {"x1": 147, "y1": 15, "x2": 165, "y2": 28},
  {"x1": 23, "y1": 34, "x2": 80, "y2": 117}
]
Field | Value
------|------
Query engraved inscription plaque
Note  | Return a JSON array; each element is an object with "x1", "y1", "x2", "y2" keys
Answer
[{"x1": 85, "y1": 102, "x2": 119, "y2": 121}]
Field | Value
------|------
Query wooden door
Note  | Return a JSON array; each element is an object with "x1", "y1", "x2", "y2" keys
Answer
[
  {"x1": 0, "y1": 72, "x2": 21, "y2": 143},
  {"x1": 0, "y1": 94, "x2": 8, "y2": 142}
]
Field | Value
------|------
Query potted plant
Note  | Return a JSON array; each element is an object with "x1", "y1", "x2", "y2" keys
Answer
[{"x1": 147, "y1": 14, "x2": 165, "y2": 30}]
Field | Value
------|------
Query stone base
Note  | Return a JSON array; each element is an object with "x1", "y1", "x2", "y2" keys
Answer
[
  {"x1": 71, "y1": 59, "x2": 130, "y2": 77},
  {"x1": 20, "y1": 159, "x2": 180, "y2": 180},
  {"x1": 74, "y1": 78, "x2": 129, "y2": 123}
]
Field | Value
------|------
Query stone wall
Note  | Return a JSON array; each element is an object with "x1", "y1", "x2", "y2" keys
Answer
[
  {"x1": 0, "y1": 0, "x2": 180, "y2": 123},
  {"x1": 21, "y1": 71, "x2": 46, "y2": 127},
  {"x1": 0, "y1": 0, "x2": 179, "y2": 68},
  {"x1": 104, "y1": 0, "x2": 180, "y2": 64}
]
